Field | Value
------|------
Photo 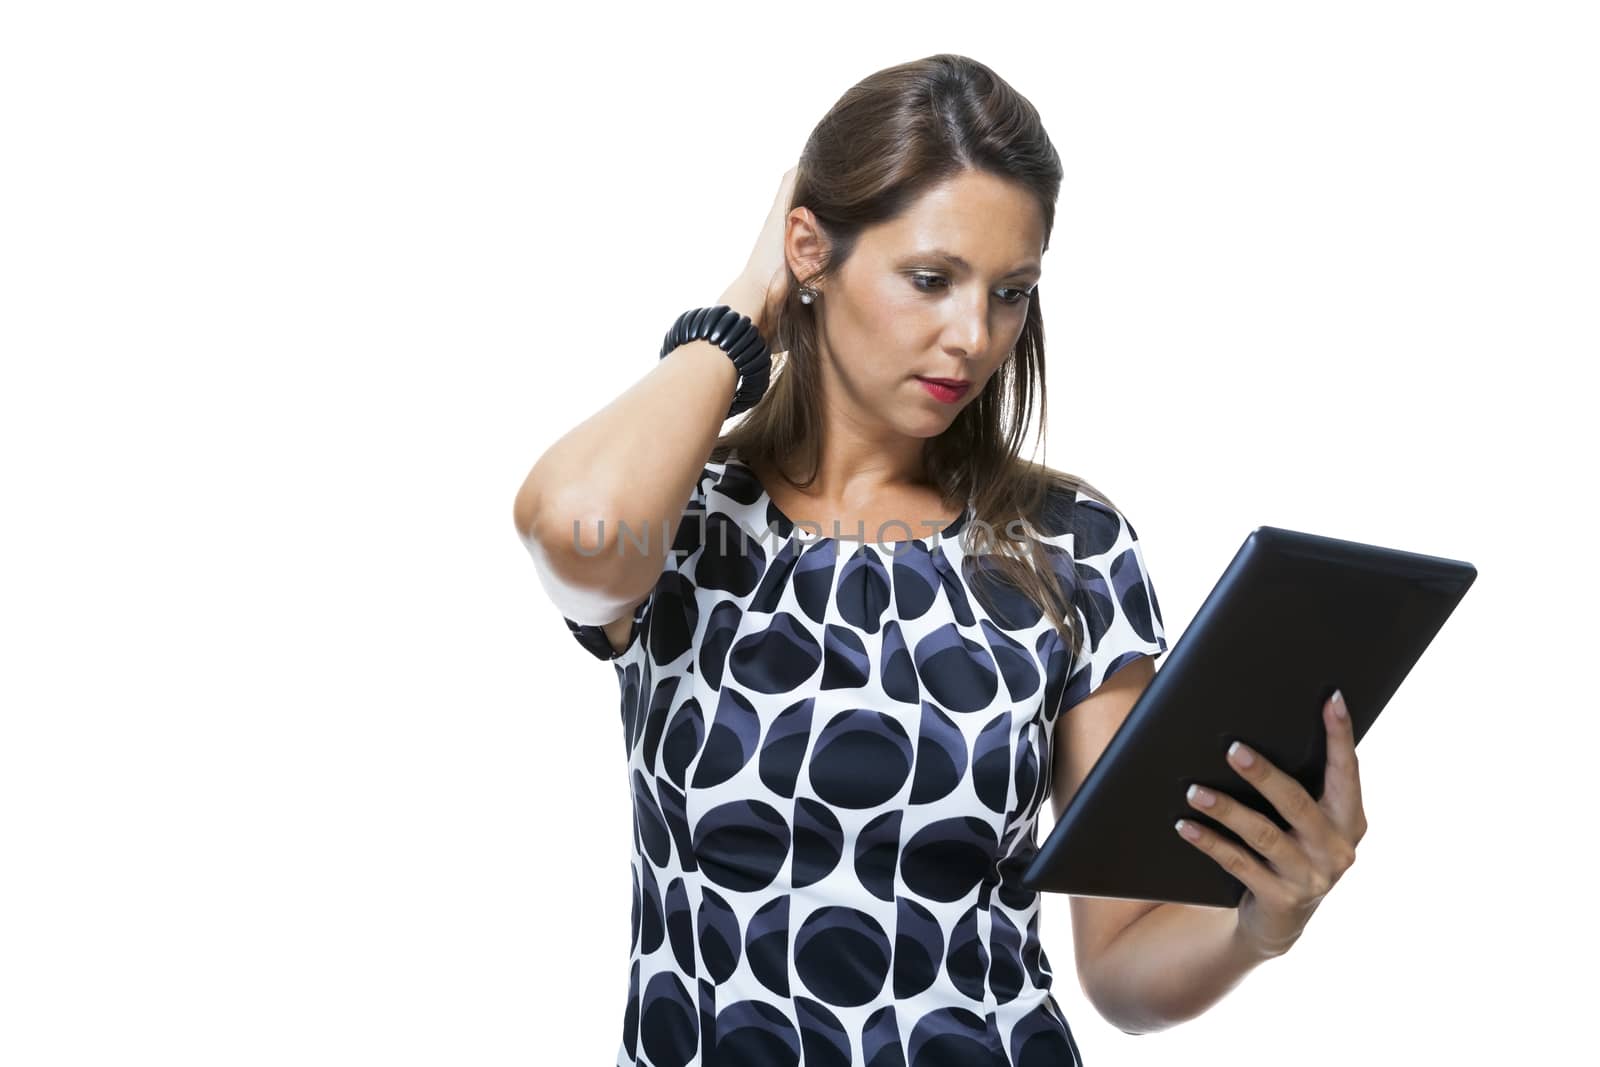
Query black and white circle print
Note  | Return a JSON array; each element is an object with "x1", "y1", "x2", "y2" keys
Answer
[{"x1": 559, "y1": 452, "x2": 1168, "y2": 1066}]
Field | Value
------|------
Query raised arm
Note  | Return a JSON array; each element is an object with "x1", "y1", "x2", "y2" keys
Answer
[
  {"x1": 516, "y1": 166, "x2": 798, "y2": 630},
  {"x1": 512, "y1": 278, "x2": 764, "y2": 627}
]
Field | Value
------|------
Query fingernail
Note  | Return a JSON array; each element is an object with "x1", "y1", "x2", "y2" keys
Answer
[
  {"x1": 1187, "y1": 784, "x2": 1216, "y2": 808},
  {"x1": 1228, "y1": 741, "x2": 1255, "y2": 768},
  {"x1": 1331, "y1": 689, "x2": 1347, "y2": 720}
]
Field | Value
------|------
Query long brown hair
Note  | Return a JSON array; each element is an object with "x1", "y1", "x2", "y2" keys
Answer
[{"x1": 711, "y1": 53, "x2": 1124, "y2": 667}]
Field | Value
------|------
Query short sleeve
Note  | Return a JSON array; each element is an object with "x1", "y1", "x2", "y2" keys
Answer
[
  {"x1": 562, "y1": 591, "x2": 656, "y2": 663},
  {"x1": 555, "y1": 463, "x2": 715, "y2": 664},
  {"x1": 1059, "y1": 492, "x2": 1169, "y2": 712}
]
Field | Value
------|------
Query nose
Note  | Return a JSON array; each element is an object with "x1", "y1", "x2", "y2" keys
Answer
[{"x1": 945, "y1": 296, "x2": 993, "y2": 361}]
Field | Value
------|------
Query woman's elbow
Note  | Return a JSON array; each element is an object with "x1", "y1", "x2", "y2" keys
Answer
[{"x1": 517, "y1": 492, "x2": 663, "y2": 626}]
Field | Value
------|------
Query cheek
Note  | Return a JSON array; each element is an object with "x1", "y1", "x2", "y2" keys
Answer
[
  {"x1": 849, "y1": 291, "x2": 922, "y2": 364},
  {"x1": 861, "y1": 282, "x2": 921, "y2": 329},
  {"x1": 973, "y1": 347, "x2": 1014, "y2": 386}
]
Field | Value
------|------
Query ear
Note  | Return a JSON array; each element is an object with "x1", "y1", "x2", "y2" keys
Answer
[{"x1": 785, "y1": 206, "x2": 832, "y2": 291}]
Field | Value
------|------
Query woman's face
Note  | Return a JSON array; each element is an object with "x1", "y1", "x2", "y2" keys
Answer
[{"x1": 816, "y1": 169, "x2": 1046, "y2": 435}]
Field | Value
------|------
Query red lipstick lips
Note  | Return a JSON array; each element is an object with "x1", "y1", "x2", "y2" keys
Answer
[{"x1": 917, "y1": 376, "x2": 971, "y2": 403}]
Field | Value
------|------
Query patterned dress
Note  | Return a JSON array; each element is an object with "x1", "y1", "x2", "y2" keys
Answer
[{"x1": 557, "y1": 451, "x2": 1169, "y2": 1067}]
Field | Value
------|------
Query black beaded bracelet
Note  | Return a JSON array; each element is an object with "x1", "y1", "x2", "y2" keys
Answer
[{"x1": 659, "y1": 305, "x2": 773, "y2": 419}]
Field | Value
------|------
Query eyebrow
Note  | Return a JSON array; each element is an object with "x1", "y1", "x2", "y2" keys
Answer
[{"x1": 909, "y1": 248, "x2": 1042, "y2": 278}]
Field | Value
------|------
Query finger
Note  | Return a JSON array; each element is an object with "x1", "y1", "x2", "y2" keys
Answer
[
  {"x1": 1175, "y1": 816, "x2": 1281, "y2": 901},
  {"x1": 1226, "y1": 737, "x2": 1355, "y2": 880},
  {"x1": 1321, "y1": 689, "x2": 1367, "y2": 837},
  {"x1": 1226, "y1": 739, "x2": 1331, "y2": 843},
  {"x1": 1185, "y1": 782, "x2": 1314, "y2": 883}
]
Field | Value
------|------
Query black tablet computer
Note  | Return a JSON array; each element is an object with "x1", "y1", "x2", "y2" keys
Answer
[{"x1": 1020, "y1": 525, "x2": 1477, "y2": 907}]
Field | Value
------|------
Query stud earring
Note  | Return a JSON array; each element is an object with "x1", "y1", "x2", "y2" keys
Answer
[{"x1": 798, "y1": 286, "x2": 818, "y2": 305}]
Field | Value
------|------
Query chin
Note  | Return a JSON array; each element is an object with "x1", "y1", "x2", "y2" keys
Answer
[{"x1": 903, "y1": 410, "x2": 959, "y2": 437}]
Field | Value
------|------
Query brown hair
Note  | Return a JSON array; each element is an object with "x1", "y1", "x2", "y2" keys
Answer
[{"x1": 711, "y1": 53, "x2": 1124, "y2": 667}]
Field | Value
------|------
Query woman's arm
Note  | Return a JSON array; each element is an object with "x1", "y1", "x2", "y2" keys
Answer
[
  {"x1": 1082, "y1": 902, "x2": 1283, "y2": 1036},
  {"x1": 514, "y1": 169, "x2": 799, "y2": 626},
  {"x1": 1086, "y1": 693, "x2": 1365, "y2": 1036},
  {"x1": 512, "y1": 277, "x2": 758, "y2": 625}
]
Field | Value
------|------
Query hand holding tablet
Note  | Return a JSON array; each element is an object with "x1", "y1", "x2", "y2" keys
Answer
[{"x1": 1174, "y1": 688, "x2": 1368, "y2": 957}]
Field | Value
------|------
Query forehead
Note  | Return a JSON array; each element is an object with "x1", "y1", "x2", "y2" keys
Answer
[{"x1": 866, "y1": 170, "x2": 1045, "y2": 269}]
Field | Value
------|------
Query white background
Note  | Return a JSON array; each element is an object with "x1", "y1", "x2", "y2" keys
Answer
[{"x1": 3, "y1": 1, "x2": 1594, "y2": 1063}]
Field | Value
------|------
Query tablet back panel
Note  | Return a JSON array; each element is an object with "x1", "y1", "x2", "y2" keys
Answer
[{"x1": 1020, "y1": 525, "x2": 1476, "y2": 907}]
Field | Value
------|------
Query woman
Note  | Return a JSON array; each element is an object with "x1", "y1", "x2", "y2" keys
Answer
[{"x1": 514, "y1": 53, "x2": 1366, "y2": 1067}]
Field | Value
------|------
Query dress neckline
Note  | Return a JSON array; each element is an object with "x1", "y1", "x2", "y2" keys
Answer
[{"x1": 726, "y1": 454, "x2": 970, "y2": 551}]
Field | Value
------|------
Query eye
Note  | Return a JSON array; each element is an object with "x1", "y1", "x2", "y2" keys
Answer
[{"x1": 910, "y1": 272, "x2": 1034, "y2": 305}]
